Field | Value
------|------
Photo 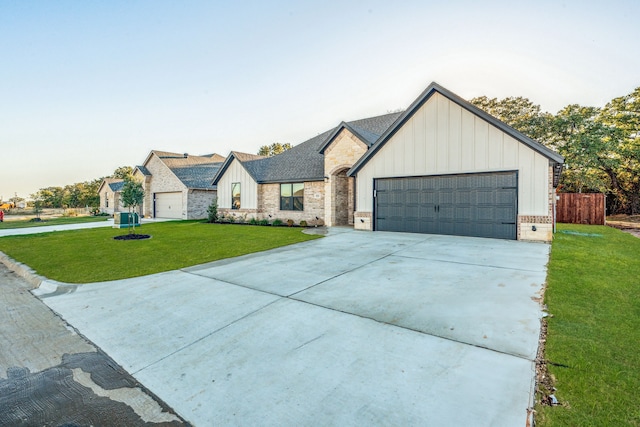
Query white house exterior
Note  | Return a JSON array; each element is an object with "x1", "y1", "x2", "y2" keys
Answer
[
  {"x1": 349, "y1": 83, "x2": 563, "y2": 241},
  {"x1": 213, "y1": 82, "x2": 563, "y2": 241}
]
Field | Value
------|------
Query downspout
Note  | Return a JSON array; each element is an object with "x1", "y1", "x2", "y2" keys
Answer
[{"x1": 553, "y1": 194, "x2": 557, "y2": 234}]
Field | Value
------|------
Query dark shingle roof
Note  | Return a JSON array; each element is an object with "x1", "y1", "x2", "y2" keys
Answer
[
  {"x1": 224, "y1": 112, "x2": 402, "y2": 184},
  {"x1": 171, "y1": 163, "x2": 223, "y2": 189},
  {"x1": 109, "y1": 181, "x2": 125, "y2": 192},
  {"x1": 145, "y1": 151, "x2": 227, "y2": 189},
  {"x1": 135, "y1": 165, "x2": 151, "y2": 176}
]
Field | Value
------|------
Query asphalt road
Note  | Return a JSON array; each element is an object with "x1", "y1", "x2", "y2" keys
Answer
[{"x1": 0, "y1": 263, "x2": 188, "y2": 426}]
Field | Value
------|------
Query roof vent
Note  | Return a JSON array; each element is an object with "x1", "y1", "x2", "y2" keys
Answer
[{"x1": 183, "y1": 153, "x2": 188, "y2": 158}]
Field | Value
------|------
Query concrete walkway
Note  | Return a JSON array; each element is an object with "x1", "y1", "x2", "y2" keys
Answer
[
  {"x1": 33, "y1": 228, "x2": 549, "y2": 426},
  {"x1": 0, "y1": 217, "x2": 173, "y2": 237}
]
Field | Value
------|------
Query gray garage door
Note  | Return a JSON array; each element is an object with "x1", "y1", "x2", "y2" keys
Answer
[
  {"x1": 374, "y1": 171, "x2": 517, "y2": 239},
  {"x1": 154, "y1": 192, "x2": 183, "y2": 219}
]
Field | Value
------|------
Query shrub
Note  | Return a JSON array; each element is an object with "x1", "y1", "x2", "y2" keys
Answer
[
  {"x1": 228, "y1": 215, "x2": 236, "y2": 223},
  {"x1": 287, "y1": 219, "x2": 294, "y2": 227},
  {"x1": 272, "y1": 219, "x2": 283, "y2": 226},
  {"x1": 299, "y1": 220, "x2": 308, "y2": 227},
  {"x1": 248, "y1": 217, "x2": 259, "y2": 225},
  {"x1": 207, "y1": 200, "x2": 219, "y2": 223},
  {"x1": 258, "y1": 219, "x2": 270, "y2": 226}
]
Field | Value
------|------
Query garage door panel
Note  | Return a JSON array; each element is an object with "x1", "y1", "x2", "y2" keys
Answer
[
  {"x1": 155, "y1": 192, "x2": 183, "y2": 219},
  {"x1": 455, "y1": 206, "x2": 472, "y2": 221},
  {"x1": 420, "y1": 190, "x2": 438, "y2": 204},
  {"x1": 375, "y1": 172, "x2": 517, "y2": 239}
]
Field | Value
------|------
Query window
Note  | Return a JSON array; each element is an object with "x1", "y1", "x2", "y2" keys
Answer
[
  {"x1": 105, "y1": 193, "x2": 109, "y2": 208},
  {"x1": 280, "y1": 183, "x2": 304, "y2": 211},
  {"x1": 231, "y1": 183, "x2": 241, "y2": 209}
]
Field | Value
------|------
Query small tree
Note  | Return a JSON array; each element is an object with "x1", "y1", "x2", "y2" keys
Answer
[
  {"x1": 121, "y1": 178, "x2": 144, "y2": 234},
  {"x1": 207, "y1": 199, "x2": 219, "y2": 223},
  {"x1": 33, "y1": 197, "x2": 43, "y2": 220}
]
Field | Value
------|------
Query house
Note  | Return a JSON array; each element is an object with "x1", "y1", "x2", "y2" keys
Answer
[
  {"x1": 212, "y1": 113, "x2": 401, "y2": 226},
  {"x1": 98, "y1": 178, "x2": 126, "y2": 215},
  {"x1": 133, "y1": 151, "x2": 226, "y2": 219},
  {"x1": 213, "y1": 82, "x2": 563, "y2": 241}
]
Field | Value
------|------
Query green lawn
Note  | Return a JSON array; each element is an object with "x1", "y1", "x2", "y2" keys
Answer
[
  {"x1": 537, "y1": 224, "x2": 640, "y2": 426},
  {"x1": 0, "y1": 221, "x2": 320, "y2": 283},
  {"x1": 0, "y1": 216, "x2": 110, "y2": 229}
]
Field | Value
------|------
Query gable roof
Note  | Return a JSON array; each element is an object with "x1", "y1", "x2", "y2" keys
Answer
[
  {"x1": 98, "y1": 178, "x2": 125, "y2": 193},
  {"x1": 213, "y1": 112, "x2": 402, "y2": 185},
  {"x1": 211, "y1": 151, "x2": 266, "y2": 184},
  {"x1": 135, "y1": 165, "x2": 151, "y2": 176},
  {"x1": 109, "y1": 180, "x2": 125, "y2": 192},
  {"x1": 349, "y1": 82, "x2": 564, "y2": 177},
  {"x1": 142, "y1": 150, "x2": 226, "y2": 190}
]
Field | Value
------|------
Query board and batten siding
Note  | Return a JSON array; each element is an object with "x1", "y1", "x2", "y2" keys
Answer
[
  {"x1": 216, "y1": 159, "x2": 258, "y2": 209},
  {"x1": 355, "y1": 92, "x2": 550, "y2": 216}
]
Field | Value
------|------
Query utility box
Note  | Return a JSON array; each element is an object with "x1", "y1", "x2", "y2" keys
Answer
[{"x1": 113, "y1": 212, "x2": 140, "y2": 228}]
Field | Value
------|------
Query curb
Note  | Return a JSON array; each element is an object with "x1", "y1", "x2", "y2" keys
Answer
[
  {"x1": 0, "y1": 251, "x2": 68, "y2": 295},
  {"x1": 0, "y1": 250, "x2": 45, "y2": 288}
]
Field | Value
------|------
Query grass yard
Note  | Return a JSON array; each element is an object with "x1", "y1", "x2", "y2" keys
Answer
[
  {"x1": 0, "y1": 216, "x2": 110, "y2": 229},
  {"x1": 537, "y1": 224, "x2": 640, "y2": 426},
  {"x1": 0, "y1": 221, "x2": 320, "y2": 283}
]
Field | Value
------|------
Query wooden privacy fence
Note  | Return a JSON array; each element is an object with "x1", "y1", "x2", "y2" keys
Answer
[{"x1": 556, "y1": 193, "x2": 606, "y2": 225}]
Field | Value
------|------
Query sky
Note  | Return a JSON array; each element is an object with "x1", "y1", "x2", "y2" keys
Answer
[{"x1": 1, "y1": 0, "x2": 639, "y2": 201}]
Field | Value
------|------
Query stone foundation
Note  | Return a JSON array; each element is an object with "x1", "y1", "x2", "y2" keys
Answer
[
  {"x1": 518, "y1": 216, "x2": 553, "y2": 241},
  {"x1": 353, "y1": 212, "x2": 373, "y2": 230}
]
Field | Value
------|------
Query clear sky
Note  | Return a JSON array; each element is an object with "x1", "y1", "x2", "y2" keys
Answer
[{"x1": 1, "y1": 0, "x2": 638, "y2": 201}]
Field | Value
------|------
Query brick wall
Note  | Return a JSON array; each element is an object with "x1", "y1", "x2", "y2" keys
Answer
[
  {"x1": 256, "y1": 181, "x2": 325, "y2": 225},
  {"x1": 323, "y1": 129, "x2": 368, "y2": 226},
  {"x1": 144, "y1": 155, "x2": 187, "y2": 218},
  {"x1": 132, "y1": 173, "x2": 153, "y2": 218},
  {"x1": 186, "y1": 190, "x2": 217, "y2": 219}
]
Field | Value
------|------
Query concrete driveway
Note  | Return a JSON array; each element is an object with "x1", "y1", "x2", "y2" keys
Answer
[{"x1": 36, "y1": 228, "x2": 549, "y2": 426}]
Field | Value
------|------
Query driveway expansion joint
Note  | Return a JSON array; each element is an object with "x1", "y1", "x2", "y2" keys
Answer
[{"x1": 132, "y1": 299, "x2": 281, "y2": 376}]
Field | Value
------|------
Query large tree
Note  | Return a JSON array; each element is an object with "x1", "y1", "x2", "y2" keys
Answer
[
  {"x1": 31, "y1": 187, "x2": 64, "y2": 208},
  {"x1": 471, "y1": 88, "x2": 640, "y2": 214},
  {"x1": 112, "y1": 165, "x2": 134, "y2": 179},
  {"x1": 596, "y1": 88, "x2": 640, "y2": 214},
  {"x1": 257, "y1": 142, "x2": 292, "y2": 157},
  {"x1": 470, "y1": 96, "x2": 554, "y2": 143},
  {"x1": 548, "y1": 105, "x2": 613, "y2": 193}
]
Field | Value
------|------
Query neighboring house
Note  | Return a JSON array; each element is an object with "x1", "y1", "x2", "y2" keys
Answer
[
  {"x1": 213, "y1": 82, "x2": 563, "y2": 241},
  {"x1": 133, "y1": 151, "x2": 226, "y2": 219},
  {"x1": 98, "y1": 178, "x2": 126, "y2": 215}
]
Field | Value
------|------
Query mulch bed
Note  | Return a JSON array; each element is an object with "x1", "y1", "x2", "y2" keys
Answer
[
  {"x1": 535, "y1": 316, "x2": 559, "y2": 407},
  {"x1": 113, "y1": 234, "x2": 151, "y2": 241}
]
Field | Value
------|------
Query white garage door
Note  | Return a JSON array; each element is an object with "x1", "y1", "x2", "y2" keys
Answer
[{"x1": 155, "y1": 192, "x2": 183, "y2": 219}]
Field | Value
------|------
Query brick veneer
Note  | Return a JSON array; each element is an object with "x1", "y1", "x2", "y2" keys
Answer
[
  {"x1": 219, "y1": 181, "x2": 325, "y2": 226},
  {"x1": 323, "y1": 129, "x2": 368, "y2": 226},
  {"x1": 186, "y1": 190, "x2": 217, "y2": 220}
]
